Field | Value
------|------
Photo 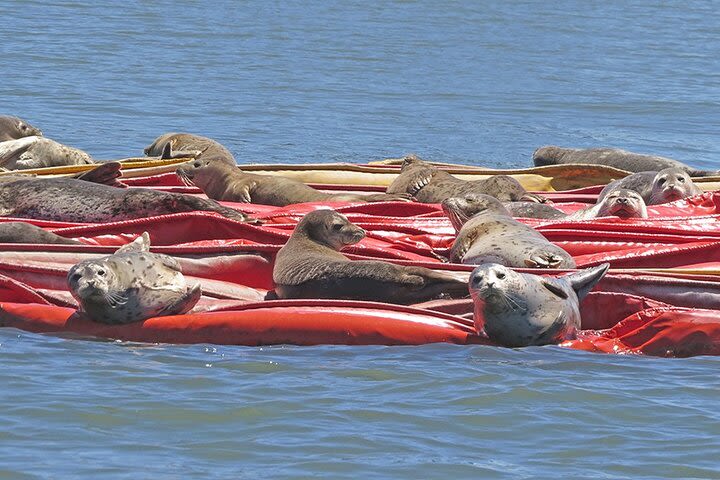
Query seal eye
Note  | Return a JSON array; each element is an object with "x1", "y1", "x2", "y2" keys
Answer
[
  {"x1": 193, "y1": 161, "x2": 202, "y2": 168},
  {"x1": 331, "y1": 223, "x2": 343, "y2": 232},
  {"x1": 496, "y1": 272, "x2": 506, "y2": 280},
  {"x1": 678, "y1": 177, "x2": 685, "y2": 183},
  {"x1": 70, "y1": 273, "x2": 82, "y2": 282},
  {"x1": 657, "y1": 178, "x2": 666, "y2": 186},
  {"x1": 97, "y1": 269, "x2": 106, "y2": 276}
]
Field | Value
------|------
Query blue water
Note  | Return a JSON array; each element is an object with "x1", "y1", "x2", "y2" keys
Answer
[{"x1": 1, "y1": 1, "x2": 720, "y2": 478}]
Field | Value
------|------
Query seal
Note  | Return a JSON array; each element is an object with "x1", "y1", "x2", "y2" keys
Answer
[
  {"x1": 0, "y1": 175, "x2": 258, "y2": 223},
  {"x1": 469, "y1": 262, "x2": 610, "y2": 347},
  {"x1": 0, "y1": 136, "x2": 93, "y2": 170},
  {"x1": 67, "y1": 232, "x2": 201, "y2": 324},
  {"x1": 597, "y1": 167, "x2": 702, "y2": 205},
  {"x1": 271, "y1": 209, "x2": 469, "y2": 303},
  {"x1": 144, "y1": 133, "x2": 236, "y2": 165},
  {"x1": 0, "y1": 221, "x2": 80, "y2": 244},
  {"x1": 533, "y1": 145, "x2": 715, "y2": 176},
  {"x1": 177, "y1": 158, "x2": 411, "y2": 206},
  {"x1": 566, "y1": 189, "x2": 648, "y2": 220},
  {"x1": 386, "y1": 156, "x2": 544, "y2": 203},
  {"x1": 504, "y1": 202, "x2": 567, "y2": 219},
  {"x1": 442, "y1": 194, "x2": 576, "y2": 268},
  {"x1": 0, "y1": 115, "x2": 43, "y2": 142}
]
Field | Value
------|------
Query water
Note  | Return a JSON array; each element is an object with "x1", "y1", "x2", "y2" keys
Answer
[{"x1": 1, "y1": 1, "x2": 719, "y2": 478}]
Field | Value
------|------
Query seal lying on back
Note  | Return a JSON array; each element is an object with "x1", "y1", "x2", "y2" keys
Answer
[
  {"x1": 0, "y1": 176, "x2": 257, "y2": 223},
  {"x1": 67, "y1": 232, "x2": 201, "y2": 324},
  {"x1": 144, "y1": 133, "x2": 236, "y2": 166},
  {"x1": 0, "y1": 136, "x2": 93, "y2": 170},
  {"x1": 469, "y1": 263, "x2": 609, "y2": 347},
  {"x1": 387, "y1": 156, "x2": 544, "y2": 203},
  {"x1": 0, "y1": 115, "x2": 43, "y2": 142},
  {"x1": 442, "y1": 194, "x2": 575, "y2": 268},
  {"x1": 0, "y1": 222, "x2": 80, "y2": 244},
  {"x1": 533, "y1": 145, "x2": 715, "y2": 176},
  {"x1": 566, "y1": 189, "x2": 648, "y2": 220},
  {"x1": 597, "y1": 167, "x2": 702, "y2": 205},
  {"x1": 177, "y1": 158, "x2": 411, "y2": 206},
  {"x1": 272, "y1": 209, "x2": 468, "y2": 303}
]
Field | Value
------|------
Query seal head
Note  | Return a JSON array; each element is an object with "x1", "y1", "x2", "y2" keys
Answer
[
  {"x1": 649, "y1": 168, "x2": 702, "y2": 204},
  {"x1": 598, "y1": 189, "x2": 648, "y2": 218},
  {"x1": 0, "y1": 115, "x2": 42, "y2": 142},
  {"x1": 469, "y1": 263, "x2": 609, "y2": 347}
]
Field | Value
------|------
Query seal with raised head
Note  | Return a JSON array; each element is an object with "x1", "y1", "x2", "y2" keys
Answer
[
  {"x1": 0, "y1": 115, "x2": 43, "y2": 142},
  {"x1": 144, "y1": 133, "x2": 236, "y2": 165},
  {"x1": 533, "y1": 145, "x2": 715, "y2": 176},
  {"x1": 597, "y1": 167, "x2": 702, "y2": 205},
  {"x1": 442, "y1": 194, "x2": 575, "y2": 268},
  {"x1": 0, "y1": 136, "x2": 93, "y2": 170},
  {"x1": 0, "y1": 221, "x2": 80, "y2": 244},
  {"x1": 177, "y1": 157, "x2": 411, "y2": 206},
  {"x1": 387, "y1": 156, "x2": 544, "y2": 204},
  {"x1": 67, "y1": 232, "x2": 201, "y2": 324},
  {"x1": 271, "y1": 209, "x2": 468, "y2": 303},
  {"x1": 566, "y1": 189, "x2": 648, "y2": 220},
  {"x1": 469, "y1": 263, "x2": 609, "y2": 347},
  {"x1": 0, "y1": 175, "x2": 257, "y2": 223}
]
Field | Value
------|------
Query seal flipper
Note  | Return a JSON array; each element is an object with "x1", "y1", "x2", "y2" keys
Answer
[
  {"x1": 116, "y1": 232, "x2": 151, "y2": 254},
  {"x1": 160, "y1": 142, "x2": 173, "y2": 160},
  {"x1": 74, "y1": 162, "x2": 126, "y2": 188},
  {"x1": 159, "y1": 283, "x2": 202, "y2": 316},
  {"x1": 561, "y1": 263, "x2": 610, "y2": 300}
]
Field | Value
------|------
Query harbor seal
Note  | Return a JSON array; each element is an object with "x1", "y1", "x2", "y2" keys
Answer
[
  {"x1": 598, "y1": 167, "x2": 702, "y2": 205},
  {"x1": 387, "y1": 156, "x2": 544, "y2": 203},
  {"x1": 469, "y1": 263, "x2": 610, "y2": 347},
  {"x1": 144, "y1": 133, "x2": 236, "y2": 165},
  {"x1": 0, "y1": 176, "x2": 258, "y2": 223},
  {"x1": 566, "y1": 189, "x2": 648, "y2": 220},
  {"x1": 67, "y1": 232, "x2": 201, "y2": 324},
  {"x1": 0, "y1": 115, "x2": 42, "y2": 142},
  {"x1": 177, "y1": 158, "x2": 411, "y2": 206},
  {"x1": 0, "y1": 136, "x2": 93, "y2": 170},
  {"x1": 0, "y1": 222, "x2": 80, "y2": 244},
  {"x1": 442, "y1": 194, "x2": 576, "y2": 268},
  {"x1": 271, "y1": 209, "x2": 469, "y2": 303},
  {"x1": 533, "y1": 145, "x2": 715, "y2": 176}
]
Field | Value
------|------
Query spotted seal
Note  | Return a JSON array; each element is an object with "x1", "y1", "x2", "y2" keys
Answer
[
  {"x1": 0, "y1": 175, "x2": 257, "y2": 223},
  {"x1": 0, "y1": 115, "x2": 42, "y2": 142},
  {"x1": 271, "y1": 209, "x2": 468, "y2": 303},
  {"x1": 177, "y1": 157, "x2": 411, "y2": 206},
  {"x1": 533, "y1": 145, "x2": 715, "y2": 176},
  {"x1": 469, "y1": 263, "x2": 609, "y2": 347},
  {"x1": 567, "y1": 189, "x2": 648, "y2": 220},
  {"x1": 442, "y1": 194, "x2": 575, "y2": 268},
  {"x1": 0, "y1": 136, "x2": 94, "y2": 170},
  {"x1": 0, "y1": 221, "x2": 80, "y2": 244},
  {"x1": 597, "y1": 167, "x2": 702, "y2": 205},
  {"x1": 144, "y1": 133, "x2": 236, "y2": 165},
  {"x1": 67, "y1": 232, "x2": 201, "y2": 324}
]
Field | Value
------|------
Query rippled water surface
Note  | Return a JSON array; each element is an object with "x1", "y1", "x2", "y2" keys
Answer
[{"x1": 1, "y1": 1, "x2": 720, "y2": 478}]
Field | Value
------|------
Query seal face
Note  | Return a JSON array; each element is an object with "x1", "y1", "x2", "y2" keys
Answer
[
  {"x1": 567, "y1": 189, "x2": 648, "y2": 220},
  {"x1": 271, "y1": 209, "x2": 468, "y2": 304},
  {"x1": 387, "y1": 156, "x2": 541, "y2": 203},
  {"x1": 0, "y1": 136, "x2": 93, "y2": 170},
  {"x1": 144, "y1": 133, "x2": 236, "y2": 166},
  {"x1": 0, "y1": 115, "x2": 42, "y2": 142},
  {"x1": 469, "y1": 263, "x2": 609, "y2": 347},
  {"x1": 177, "y1": 158, "x2": 411, "y2": 206},
  {"x1": 598, "y1": 167, "x2": 702, "y2": 205},
  {"x1": 442, "y1": 194, "x2": 576, "y2": 269},
  {"x1": 532, "y1": 145, "x2": 710, "y2": 176},
  {"x1": 67, "y1": 232, "x2": 201, "y2": 324}
]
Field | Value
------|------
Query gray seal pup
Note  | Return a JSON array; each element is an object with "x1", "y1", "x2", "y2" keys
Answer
[
  {"x1": 0, "y1": 136, "x2": 94, "y2": 170},
  {"x1": 597, "y1": 167, "x2": 702, "y2": 205},
  {"x1": 271, "y1": 209, "x2": 469, "y2": 304},
  {"x1": 67, "y1": 232, "x2": 201, "y2": 324},
  {"x1": 566, "y1": 189, "x2": 648, "y2": 220},
  {"x1": 469, "y1": 263, "x2": 609, "y2": 347},
  {"x1": 177, "y1": 157, "x2": 412, "y2": 206},
  {"x1": 533, "y1": 145, "x2": 715, "y2": 176},
  {"x1": 0, "y1": 221, "x2": 80, "y2": 244},
  {"x1": 0, "y1": 175, "x2": 258, "y2": 223},
  {"x1": 0, "y1": 115, "x2": 43, "y2": 142},
  {"x1": 386, "y1": 156, "x2": 545, "y2": 204},
  {"x1": 144, "y1": 133, "x2": 236, "y2": 166},
  {"x1": 442, "y1": 194, "x2": 576, "y2": 268}
]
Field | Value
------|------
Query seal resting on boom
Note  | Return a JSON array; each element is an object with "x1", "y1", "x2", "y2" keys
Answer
[
  {"x1": 144, "y1": 132, "x2": 236, "y2": 166},
  {"x1": 469, "y1": 263, "x2": 609, "y2": 347},
  {"x1": 271, "y1": 209, "x2": 468, "y2": 303},
  {"x1": 597, "y1": 167, "x2": 702, "y2": 205}
]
